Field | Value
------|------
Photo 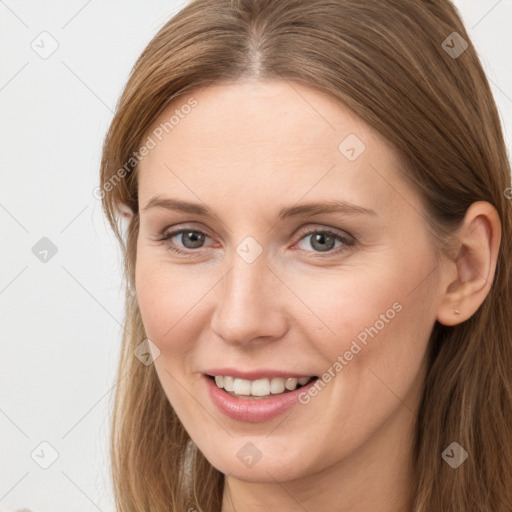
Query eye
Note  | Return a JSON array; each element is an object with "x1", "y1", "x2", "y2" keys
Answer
[
  {"x1": 157, "y1": 228, "x2": 213, "y2": 255},
  {"x1": 155, "y1": 226, "x2": 355, "y2": 257},
  {"x1": 294, "y1": 228, "x2": 355, "y2": 255}
]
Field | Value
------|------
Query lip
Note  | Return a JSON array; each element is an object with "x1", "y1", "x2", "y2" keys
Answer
[
  {"x1": 204, "y1": 368, "x2": 316, "y2": 380},
  {"x1": 204, "y1": 374, "x2": 319, "y2": 423}
]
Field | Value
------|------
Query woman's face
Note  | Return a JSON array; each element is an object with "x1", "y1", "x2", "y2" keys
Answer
[{"x1": 135, "y1": 80, "x2": 445, "y2": 483}]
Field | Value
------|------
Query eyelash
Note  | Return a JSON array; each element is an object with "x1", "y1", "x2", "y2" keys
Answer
[{"x1": 154, "y1": 226, "x2": 356, "y2": 257}]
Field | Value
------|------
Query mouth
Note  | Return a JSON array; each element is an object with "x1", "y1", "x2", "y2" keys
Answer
[
  {"x1": 206, "y1": 374, "x2": 319, "y2": 400},
  {"x1": 204, "y1": 372, "x2": 321, "y2": 422}
]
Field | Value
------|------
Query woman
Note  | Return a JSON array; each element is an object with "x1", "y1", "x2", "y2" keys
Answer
[{"x1": 99, "y1": 0, "x2": 512, "y2": 510}]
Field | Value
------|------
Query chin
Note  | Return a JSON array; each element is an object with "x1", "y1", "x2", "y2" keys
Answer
[{"x1": 197, "y1": 437, "x2": 321, "y2": 483}]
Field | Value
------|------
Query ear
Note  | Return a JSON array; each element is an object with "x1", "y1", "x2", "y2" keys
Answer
[
  {"x1": 436, "y1": 201, "x2": 501, "y2": 326},
  {"x1": 118, "y1": 202, "x2": 135, "y2": 219}
]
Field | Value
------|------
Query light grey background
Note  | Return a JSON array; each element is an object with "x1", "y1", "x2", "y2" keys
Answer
[{"x1": 0, "y1": 1, "x2": 511, "y2": 511}]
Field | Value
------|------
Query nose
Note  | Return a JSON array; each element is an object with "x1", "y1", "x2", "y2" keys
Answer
[{"x1": 210, "y1": 252, "x2": 288, "y2": 347}]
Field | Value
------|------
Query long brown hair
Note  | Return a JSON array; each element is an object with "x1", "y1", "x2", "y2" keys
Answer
[{"x1": 99, "y1": 0, "x2": 512, "y2": 510}]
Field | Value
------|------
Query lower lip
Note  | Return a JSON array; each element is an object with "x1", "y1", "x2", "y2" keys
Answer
[{"x1": 204, "y1": 374, "x2": 318, "y2": 423}]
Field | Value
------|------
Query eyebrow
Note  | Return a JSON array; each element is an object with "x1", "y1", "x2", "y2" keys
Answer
[{"x1": 142, "y1": 196, "x2": 377, "y2": 221}]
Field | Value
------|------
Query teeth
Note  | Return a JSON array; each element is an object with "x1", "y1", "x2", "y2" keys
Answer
[
  {"x1": 270, "y1": 378, "x2": 285, "y2": 394},
  {"x1": 251, "y1": 378, "x2": 270, "y2": 396},
  {"x1": 285, "y1": 377, "x2": 298, "y2": 390},
  {"x1": 234, "y1": 378, "x2": 251, "y2": 395},
  {"x1": 223, "y1": 376, "x2": 234, "y2": 392},
  {"x1": 212, "y1": 375, "x2": 314, "y2": 397}
]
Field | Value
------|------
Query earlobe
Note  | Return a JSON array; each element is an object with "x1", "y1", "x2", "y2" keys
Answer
[{"x1": 436, "y1": 201, "x2": 501, "y2": 326}]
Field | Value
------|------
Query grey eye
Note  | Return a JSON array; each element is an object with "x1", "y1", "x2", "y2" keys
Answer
[
  {"x1": 174, "y1": 230, "x2": 206, "y2": 249},
  {"x1": 297, "y1": 232, "x2": 343, "y2": 253}
]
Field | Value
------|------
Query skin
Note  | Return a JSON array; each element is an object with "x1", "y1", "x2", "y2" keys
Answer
[{"x1": 131, "y1": 79, "x2": 501, "y2": 512}]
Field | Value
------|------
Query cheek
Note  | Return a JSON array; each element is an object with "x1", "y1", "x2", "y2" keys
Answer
[
  {"x1": 134, "y1": 255, "x2": 204, "y2": 406},
  {"x1": 134, "y1": 252, "x2": 220, "y2": 367},
  {"x1": 136, "y1": 252, "x2": 192, "y2": 335},
  {"x1": 135, "y1": 260, "x2": 172, "y2": 341},
  {"x1": 283, "y1": 263, "x2": 419, "y2": 360},
  {"x1": 291, "y1": 253, "x2": 435, "y2": 405}
]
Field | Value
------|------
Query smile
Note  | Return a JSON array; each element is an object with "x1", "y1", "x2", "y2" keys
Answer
[
  {"x1": 204, "y1": 373, "x2": 320, "y2": 422},
  {"x1": 209, "y1": 375, "x2": 314, "y2": 398}
]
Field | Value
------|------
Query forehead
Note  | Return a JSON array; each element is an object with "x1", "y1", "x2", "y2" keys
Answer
[{"x1": 136, "y1": 80, "x2": 414, "y2": 218}]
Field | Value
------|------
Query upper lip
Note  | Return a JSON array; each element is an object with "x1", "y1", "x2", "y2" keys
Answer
[{"x1": 204, "y1": 368, "x2": 317, "y2": 380}]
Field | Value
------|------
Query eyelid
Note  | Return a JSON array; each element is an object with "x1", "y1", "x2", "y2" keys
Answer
[
  {"x1": 159, "y1": 223, "x2": 215, "y2": 244},
  {"x1": 158, "y1": 222, "x2": 353, "y2": 240},
  {"x1": 294, "y1": 224, "x2": 354, "y2": 242}
]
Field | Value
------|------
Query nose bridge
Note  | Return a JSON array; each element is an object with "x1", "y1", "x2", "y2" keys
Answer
[{"x1": 210, "y1": 241, "x2": 286, "y2": 345}]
